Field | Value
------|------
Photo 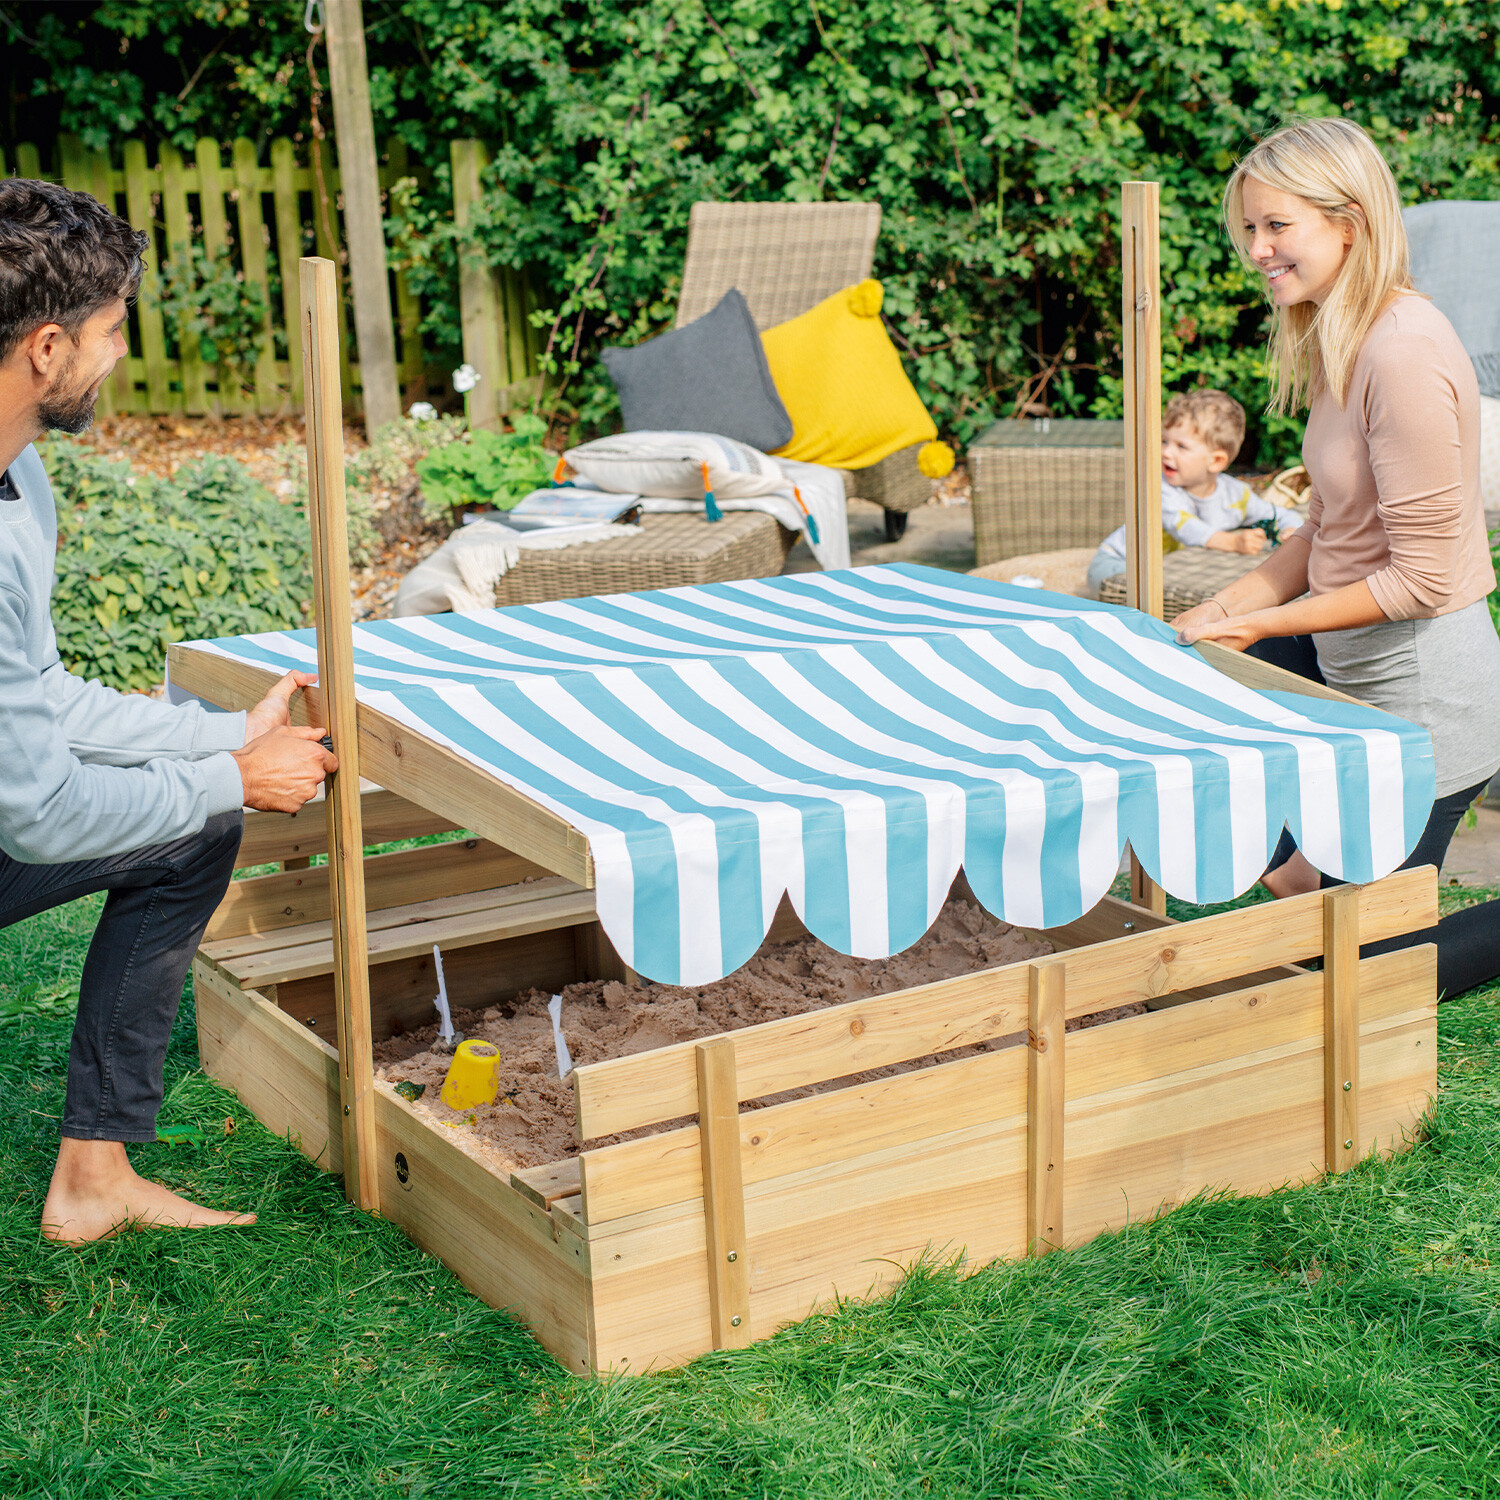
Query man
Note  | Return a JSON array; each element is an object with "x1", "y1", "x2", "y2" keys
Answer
[{"x1": 0, "y1": 178, "x2": 334, "y2": 1245}]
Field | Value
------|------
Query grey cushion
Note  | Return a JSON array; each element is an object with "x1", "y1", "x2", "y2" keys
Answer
[{"x1": 601, "y1": 288, "x2": 793, "y2": 451}]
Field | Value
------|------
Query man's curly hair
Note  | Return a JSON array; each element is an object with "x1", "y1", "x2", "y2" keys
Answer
[{"x1": 0, "y1": 178, "x2": 147, "y2": 362}]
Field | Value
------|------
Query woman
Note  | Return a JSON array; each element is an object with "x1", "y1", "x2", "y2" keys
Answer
[{"x1": 1174, "y1": 116, "x2": 1500, "y2": 1000}]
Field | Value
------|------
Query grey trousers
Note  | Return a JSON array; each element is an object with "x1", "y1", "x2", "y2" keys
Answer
[{"x1": 0, "y1": 810, "x2": 243, "y2": 1141}]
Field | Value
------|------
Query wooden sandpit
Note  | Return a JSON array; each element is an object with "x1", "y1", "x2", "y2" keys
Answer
[{"x1": 190, "y1": 788, "x2": 1437, "y2": 1374}]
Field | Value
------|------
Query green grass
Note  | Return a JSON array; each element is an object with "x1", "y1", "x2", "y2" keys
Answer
[{"x1": 2, "y1": 890, "x2": 1499, "y2": 1498}]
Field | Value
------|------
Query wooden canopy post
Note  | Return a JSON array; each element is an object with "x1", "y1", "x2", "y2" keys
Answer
[
  {"x1": 1122, "y1": 181, "x2": 1167, "y2": 916},
  {"x1": 300, "y1": 256, "x2": 379, "y2": 1211}
]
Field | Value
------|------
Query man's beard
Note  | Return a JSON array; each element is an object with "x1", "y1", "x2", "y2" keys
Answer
[{"x1": 37, "y1": 354, "x2": 100, "y2": 435}]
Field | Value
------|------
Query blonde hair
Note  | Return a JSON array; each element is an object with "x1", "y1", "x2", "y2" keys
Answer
[
  {"x1": 1164, "y1": 389, "x2": 1245, "y2": 463},
  {"x1": 1223, "y1": 117, "x2": 1411, "y2": 413}
]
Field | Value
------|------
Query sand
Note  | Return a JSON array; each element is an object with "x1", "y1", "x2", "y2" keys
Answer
[{"x1": 373, "y1": 898, "x2": 1137, "y2": 1178}]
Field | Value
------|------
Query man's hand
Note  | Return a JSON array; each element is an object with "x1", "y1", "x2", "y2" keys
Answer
[
  {"x1": 231, "y1": 725, "x2": 337, "y2": 813},
  {"x1": 243, "y1": 670, "x2": 318, "y2": 744}
]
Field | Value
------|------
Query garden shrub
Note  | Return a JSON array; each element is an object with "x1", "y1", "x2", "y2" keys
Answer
[
  {"x1": 414, "y1": 415, "x2": 553, "y2": 516},
  {"x1": 41, "y1": 439, "x2": 311, "y2": 693}
]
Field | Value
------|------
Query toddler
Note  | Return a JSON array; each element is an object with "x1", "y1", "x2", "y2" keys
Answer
[{"x1": 1087, "y1": 389, "x2": 1303, "y2": 596}]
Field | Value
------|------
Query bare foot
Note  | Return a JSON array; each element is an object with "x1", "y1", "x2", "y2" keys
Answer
[
  {"x1": 41, "y1": 1138, "x2": 256, "y2": 1247},
  {"x1": 1261, "y1": 848, "x2": 1322, "y2": 900}
]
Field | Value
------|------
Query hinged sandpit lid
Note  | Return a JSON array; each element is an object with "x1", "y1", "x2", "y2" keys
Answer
[{"x1": 182, "y1": 564, "x2": 1433, "y2": 987}]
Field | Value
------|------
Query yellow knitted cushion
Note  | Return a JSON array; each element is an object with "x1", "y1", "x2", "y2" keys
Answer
[{"x1": 761, "y1": 279, "x2": 948, "y2": 472}]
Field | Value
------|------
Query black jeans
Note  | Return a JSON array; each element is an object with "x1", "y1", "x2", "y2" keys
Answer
[
  {"x1": 1248, "y1": 637, "x2": 1500, "y2": 1000},
  {"x1": 0, "y1": 811, "x2": 243, "y2": 1141}
]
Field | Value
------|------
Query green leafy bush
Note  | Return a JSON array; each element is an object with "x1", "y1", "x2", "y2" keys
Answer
[
  {"x1": 414, "y1": 415, "x2": 552, "y2": 515},
  {"x1": 41, "y1": 439, "x2": 311, "y2": 692},
  {"x1": 151, "y1": 241, "x2": 270, "y2": 396}
]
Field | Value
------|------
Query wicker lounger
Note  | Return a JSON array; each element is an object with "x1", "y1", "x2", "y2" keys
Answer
[
  {"x1": 678, "y1": 202, "x2": 935, "y2": 526},
  {"x1": 492, "y1": 511, "x2": 797, "y2": 607}
]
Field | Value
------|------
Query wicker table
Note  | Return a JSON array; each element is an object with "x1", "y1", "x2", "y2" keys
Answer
[
  {"x1": 493, "y1": 510, "x2": 797, "y2": 607},
  {"x1": 1097, "y1": 546, "x2": 1267, "y2": 620},
  {"x1": 969, "y1": 418, "x2": 1125, "y2": 567}
]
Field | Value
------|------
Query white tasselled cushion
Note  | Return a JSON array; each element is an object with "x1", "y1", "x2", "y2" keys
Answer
[
  {"x1": 1480, "y1": 395, "x2": 1500, "y2": 515},
  {"x1": 564, "y1": 431, "x2": 786, "y2": 500}
]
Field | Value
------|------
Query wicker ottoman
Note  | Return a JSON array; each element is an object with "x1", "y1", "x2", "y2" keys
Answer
[
  {"x1": 969, "y1": 418, "x2": 1125, "y2": 567},
  {"x1": 492, "y1": 510, "x2": 797, "y2": 607},
  {"x1": 1097, "y1": 546, "x2": 1266, "y2": 620}
]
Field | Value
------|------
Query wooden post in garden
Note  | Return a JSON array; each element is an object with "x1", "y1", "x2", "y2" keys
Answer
[
  {"x1": 450, "y1": 138, "x2": 505, "y2": 431},
  {"x1": 1122, "y1": 181, "x2": 1167, "y2": 916},
  {"x1": 300, "y1": 255, "x2": 379, "y2": 1213},
  {"x1": 324, "y1": 0, "x2": 401, "y2": 431}
]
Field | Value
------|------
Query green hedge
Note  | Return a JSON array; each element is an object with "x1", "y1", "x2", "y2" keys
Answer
[
  {"x1": 17, "y1": 2, "x2": 1500, "y2": 462},
  {"x1": 41, "y1": 440, "x2": 311, "y2": 692}
]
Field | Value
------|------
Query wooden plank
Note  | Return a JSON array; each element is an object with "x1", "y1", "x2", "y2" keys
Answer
[
  {"x1": 232, "y1": 138, "x2": 279, "y2": 412},
  {"x1": 450, "y1": 138, "x2": 503, "y2": 430},
  {"x1": 167, "y1": 644, "x2": 594, "y2": 888},
  {"x1": 1060, "y1": 866, "x2": 1434, "y2": 1020},
  {"x1": 309, "y1": 141, "x2": 356, "y2": 409},
  {"x1": 1191, "y1": 641, "x2": 1363, "y2": 707},
  {"x1": 580, "y1": 1023, "x2": 1029, "y2": 1226},
  {"x1": 206, "y1": 870, "x2": 584, "y2": 965},
  {"x1": 375, "y1": 1088, "x2": 595, "y2": 1373},
  {"x1": 695, "y1": 1039, "x2": 751, "y2": 1348},
  {"x1": 512, "y1": 1157, "x2": 582, "y2": 1211},
  {"x1": 121, "y1": 139, "x2": 172, "y2": 411},
  {"x1": 385, "y1": 137, "x2": 428, "y2": 403},
  {"x1": 301, "y1": 255, "x2": 378, "y2": 1212},
  {"x1": 206, "y1": 837, "x2": 548, "y2": 942},
  {"x1": 278, "y1": 921, "x2": 581, "y2": 1045},
  {"x1": 159, "y1": 143, "x2": 207, "y2": 413},
  {"x1": 587, "y1": 1102, "x2": 1031, "y2": 1373},
  {"x1": 215, "y1": 880, "x2": 596, "y2": 987},
  {"x1": 193, "y1": 964, "x2": 594, "y2": 1371},
  {"x1": 1122, "y1": 180, "x2": 1165, "y2": 915},
  {"x1": 196, "y1": 137, "x2": 239, "y2": 414},
  {"x1": 193, "y1": 958, "x2": 344, "y2": 1170},
  {"x1": 1027, "y1": 960, "x2": 1065, "y2": 1255},
  {"x1": 83, "y1": 145, "x2": 133, "y2": 415},
  {"x1": 583, "y1": 947, "x2": 1431, "y2": 1370},
  {"x1": 236, "y1": 788, "x2": 458, "y2": 868},
  {"x1": 575, "y1": 962, "x2": 1031, "y2": 1143},
  {"x1": 270, "y1": 138, "x2": 305, "y2": 406},
  {"x1": 325, "y1": 0, "x2": 400, "y2": 429},
  {"x1": 501, "y1": 264, "x2": 530, "y2": 393},
  {"x1": 1324, "y1": 884, "x2": 1361, "y2": 1171},
  {"x1": 572, "y1": 868, "x2": 1434, "y2": 1141},
  {"x1": 1063, "y1": 946, "x2": 1434, "y2": 1245}
]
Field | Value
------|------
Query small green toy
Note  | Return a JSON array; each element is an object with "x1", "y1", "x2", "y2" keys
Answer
[
  {"x1": 394, "y1": 1080, "x2": 426, "y2": 1102},
  {"x1": 155, "y1": 1124, "x2": 208, "y2": 1146}
]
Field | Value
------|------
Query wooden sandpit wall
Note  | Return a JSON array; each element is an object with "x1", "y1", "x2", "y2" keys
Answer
[{"x1": 194, "y1": 795, "x2": 1438, "y2": 1374}]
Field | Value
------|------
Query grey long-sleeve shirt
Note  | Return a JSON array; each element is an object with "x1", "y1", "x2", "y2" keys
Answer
[{"x1": 0, "y1": 444, "x2": 247, "y2": 864}]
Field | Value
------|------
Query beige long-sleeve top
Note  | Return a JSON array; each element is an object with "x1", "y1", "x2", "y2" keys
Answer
[{"x1": 1292, "y1": 294, "x2": 1495, "y2": 620}]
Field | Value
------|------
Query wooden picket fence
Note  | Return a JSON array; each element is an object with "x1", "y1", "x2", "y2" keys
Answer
[{"x1": 1, "y1": 134, "x2": 542, "y2": 423}]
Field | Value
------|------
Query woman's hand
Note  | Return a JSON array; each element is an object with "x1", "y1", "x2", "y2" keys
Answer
[
  {"x1": 1175, "y1": 608, "x2": 1271, "y2": 652},
  {"x1": 1170, "y1": 598, "x2": 1229, "y2": 638}
]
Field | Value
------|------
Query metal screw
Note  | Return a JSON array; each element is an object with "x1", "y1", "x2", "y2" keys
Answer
[
  {"x1": 726, "y1": 1250, "x2": 738, "y2": 1262},
  {"x1": 1122, "y1": 920, "x2": 1135, "y2": 931},
  {"x1": 730, "y1": 1315, "x2": 742, "y2": 1327},
  {"x1": 1343, "y1": 1080, "x2": 1352, "y2": 1092},
  {"x1": 343, "y1": 1104, "x2": 350, "y2": 1116},
  {"x1": 1344, "y1": 1139, "x2": 1353, "y2": 1150}
]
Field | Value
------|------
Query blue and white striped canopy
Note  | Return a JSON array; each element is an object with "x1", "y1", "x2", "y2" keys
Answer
[{"x1": 190, "y1": 565, "x2": 1434, "y2": 985}]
